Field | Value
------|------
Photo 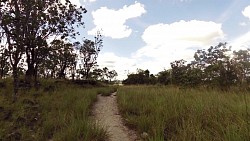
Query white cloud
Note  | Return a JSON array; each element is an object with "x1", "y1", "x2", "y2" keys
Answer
[
  {"x1": 97, "y1": 52, "x2": 136, "y2": 80},
  {"x1": 230, "y1": 5, "x2": 250, "y2": 50},
  {"x1": 239, "y1": 22, "x2": 247, "y2": 26},
  {"x1": 242, "y1": 5, "x2": 250, "y2": 20},
  {"x1": 97, "y1": 20, "x2": 225, "y2": 79},
  {"x1": 88, "y1": 2, "x2": 146, "y2": 39},
  {"x1": 133, "y1": 20, "x2": 224, "y2": 74},
  {"x1": 230, "y1": 31, "x2": 250, "y2": 51}
]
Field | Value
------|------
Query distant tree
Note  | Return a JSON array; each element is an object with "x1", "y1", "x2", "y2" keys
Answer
[
  {"x1": 170, "y1": 59, "x2": 187, "y2": 85},
  {"x1": 49, "y1": 40, "x2": 76, "y2": 79},
  {"x1": 107, "y1": 70, "x2": 118, "y2": 82},
  {"x1": 149, "y1": 74, "x2": 157, "y2": 84},
  {"x1": 123, "y1": 69, "x2": 155, "y2": 85},
  {"x1": 193, "y1": 42, "x2": 237, "y2": 90},
  {"x1": 157, "y1": 70, "x2": 172, "y2": 85},
  {"x1": 91, "y1": 68, "x2": 104, "y2": 80},
  {"x1": 185, "y1": 63, "x2": 203, "y2": 87},
  {"x1": 233, "y1": 49, "x2": 250, "y2": 84},
  {"x1": 76, "y1": 32, "x2": 103, "y2": 79}
]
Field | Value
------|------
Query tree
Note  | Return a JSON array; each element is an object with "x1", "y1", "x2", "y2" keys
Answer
[
  {"x1": 0, "y1": 0, "x2": 87, "y2": 97},
  {"x1": 193, "y1": 42, "x2": 237, "y2": 90},
  {"x1": 233, "y1": 49, "x2": 250, "y2": 84},
  {"x1": 50, "y1": 40, "x2": 76, "y2": 79},
  {"x1": 91, "y1": 68, "x2": 103, "y2": 80},
  {"x1": 123, "y1": 69, "x2": 155, "y2": 85},
  {"x1": 157, "y1": 70, "x2": 172, "y2": 85},
  {"x1": 107, "y1": 70, "x2": 118, "y2": 82},
  {"x1": 0, "y1": 45, "x2": 10, "y2": 79},
  {"x1": 170, "y1": 59, "x2": 187, "y2": 85},
  {"x1": 77, "y1": 31, "x2": 103, "y2": 79}
]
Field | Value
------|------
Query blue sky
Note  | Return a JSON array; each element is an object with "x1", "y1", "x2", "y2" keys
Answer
[{"x1": 68, "y1": 0, "x2": 250, "y2": 79}]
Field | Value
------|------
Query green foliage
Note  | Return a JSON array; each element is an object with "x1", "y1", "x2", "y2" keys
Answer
[
  {"x1": 117, "y1": 86, "x2": 250, "y2": 141},
  {"x1": 40, "y1": 40, "x2": 77, "y2": 79},
  {"x1": 123, "y1": 69, "x2": 156, "y2": 85},
  {"x1": 90, "y1": 67, "x2": 118, "y2": 83},
  {"x1": 0, "y1": 0, "x2": 87, "y2": 96},
  {"x1": 157, "y1": 70, "x2": 172, "y2": 85}
]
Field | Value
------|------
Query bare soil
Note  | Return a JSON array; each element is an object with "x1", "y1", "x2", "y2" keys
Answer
[{"x1": 92, "y1": 92, "x2": 139, "y2": 141}]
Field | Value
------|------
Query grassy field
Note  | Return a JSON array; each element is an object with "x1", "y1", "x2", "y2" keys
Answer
[
  {"x1": 0, "y1": 79, "x2": 116, "y2": 141},
  {"x1": 117, "y1": 86, "x2": 250, "y2": 141}
]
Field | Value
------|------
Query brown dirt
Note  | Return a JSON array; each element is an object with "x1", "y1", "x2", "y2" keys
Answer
[{"x1": 92, "y1": 92, "x2": 139, "y2": 141}]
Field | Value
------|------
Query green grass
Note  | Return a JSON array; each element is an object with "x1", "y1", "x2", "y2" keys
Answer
[
  {"x1": 0, "y1": 79, "x2": 108, "y2": 141},
  {"x1": 97, "y1": 86, "x2": 118, "y2": 96},
  {"x1": 117, "y1": 86, "x2": 250, "y2": 141}
]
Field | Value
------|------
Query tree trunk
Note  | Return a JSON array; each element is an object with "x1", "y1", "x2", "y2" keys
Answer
[
  {"x1": 34, "y1": 64, "x2": 39, "y2": 89},
  {"x1": 0, "y1": 68, "x2": 3, "y2": 79},
  {"x1": 58, "y1": 65, "x2": 66, "y2": 79},
  {"x1": 85, "y1": 68, "x2": 90, "y2": 80},
  {"x1": 25, "y1": 64, "x2": 35, "y2": 86},
  {"x1": 12, "y1": 66, "x2": 19, "y2": 102}
]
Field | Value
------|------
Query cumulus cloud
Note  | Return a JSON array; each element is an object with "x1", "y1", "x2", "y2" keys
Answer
[
  {"x1": 88, "y1": 2, "x2": 146, "y2": 39},
  {"x1": 141, "y1": 20, "x2": 223, "y2": 46},
  {"x1": 97, "y1": 52, "x2": 137, "y2": 80},
  {"x1": 97, "y1": 20, "x2": 225, "y2": 79},
  {"x1": 242, "y1": 5, "x2": 250, "y2": 20},
  {"x1": 132, "y1": 20, "x2": 225, "y2": 73}
]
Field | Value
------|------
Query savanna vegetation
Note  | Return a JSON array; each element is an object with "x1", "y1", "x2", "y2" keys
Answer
[
  {"x1": 123, "y1": 42, "x2": 250, "y2": 91},
  {"x1": 1, "y1": 1, "x2": 250, "y2": 141},
  {"x1": 117, "y1": 86, "x2": 250, "y2": 141},
  {"x1": 119, "y1": 43, "x2": 250, "y2": 140},
  {"x1": 0, "y1": 0, "x2": 117, "y2": 141}
]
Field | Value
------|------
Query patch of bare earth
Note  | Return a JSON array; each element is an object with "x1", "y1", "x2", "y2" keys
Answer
[{"x1": 92, "y1": 92, "x2": 139, "y2": 141}]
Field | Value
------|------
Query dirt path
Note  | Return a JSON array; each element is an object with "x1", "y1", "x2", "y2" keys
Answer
[{"x1": 92, "y1": 92, "x2": 138, "y2": 141}]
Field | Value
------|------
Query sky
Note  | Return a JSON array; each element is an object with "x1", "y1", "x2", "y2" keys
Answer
[{"x1": 68, "y1": 0, "x2": 250, "y2": 80}]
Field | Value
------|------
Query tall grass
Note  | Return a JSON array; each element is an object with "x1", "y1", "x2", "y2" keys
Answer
[
  {"x1": 117, "y1": 86, "x2": 250, "y2": 141},
  {"x1": 0, "y1": 79, "x2": 108, "y2": 141},
  {"x1": 97, "y1": 86, "x2": 118, "y2": 96}
]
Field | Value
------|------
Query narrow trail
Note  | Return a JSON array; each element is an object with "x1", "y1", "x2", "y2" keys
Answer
[{"x1": 92, "y1": 92, "x2": 139, "y2": 141}]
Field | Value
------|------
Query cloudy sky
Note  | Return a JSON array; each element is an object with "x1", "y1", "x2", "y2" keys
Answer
[{"x1": 69, "y1": 0, "x2": 250, "y2": 80}]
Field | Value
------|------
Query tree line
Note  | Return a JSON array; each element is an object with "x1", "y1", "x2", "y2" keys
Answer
[
  {"x1": 123, "y1": 42, "x2": 250, "y2": 90},
  {"x1": 0, "y1": 0, "x2": 117, "y2": 100}
]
